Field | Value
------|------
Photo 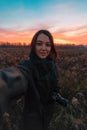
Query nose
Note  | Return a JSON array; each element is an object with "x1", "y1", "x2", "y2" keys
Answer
[{"x1": 42, "y1": 44, "x2": 46, "y2": 50}]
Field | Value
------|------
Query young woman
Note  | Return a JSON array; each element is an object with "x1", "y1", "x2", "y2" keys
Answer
[{"x1": 0, "y1": 30, "x2": 68, "y2": 130}]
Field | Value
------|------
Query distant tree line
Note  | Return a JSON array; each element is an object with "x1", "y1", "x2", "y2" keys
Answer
[
  {"x1": 0, "y1": 42, "x2": 29, "y2": 48},
  {"x1": 55, "y1": 44, "x2": 86, "y2": 50},
  {"x1": 0, "y1": 42, "x2": 86, "y2": 50}
]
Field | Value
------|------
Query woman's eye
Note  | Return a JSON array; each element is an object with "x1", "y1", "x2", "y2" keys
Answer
[
  {"x1": 36, "y1": 41, "x2": 51, "y2": 47},
  {"x1": 36, "y1": 42, "x2": 42, "y2": 46},
  {"x1": 46, "y1": 43, "x2": 51, "y2": 47}
]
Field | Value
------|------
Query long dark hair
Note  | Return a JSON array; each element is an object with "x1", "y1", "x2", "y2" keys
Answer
[{"x1": 30, "y1": 29, "x2": 57, "y2": 61}]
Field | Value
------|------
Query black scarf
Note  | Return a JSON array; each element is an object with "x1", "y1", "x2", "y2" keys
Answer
[
  {"x1": 29, "y1": 52, "x2": 59, "y2": 103},
  {"x1": 29, "y1": 52, "x2": 55, "y2": 77}
]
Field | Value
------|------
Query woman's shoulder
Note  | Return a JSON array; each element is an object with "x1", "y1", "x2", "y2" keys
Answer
[
  {"x1": 20, "y1": 58, "x2": 31, "y2": 65},
  {"x1": 17, "y1": 58, "x2": 33, "y2": 71}
]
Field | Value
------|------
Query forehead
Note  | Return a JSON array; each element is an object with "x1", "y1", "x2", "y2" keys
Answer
[{"x1": 37, "y1": 33, "x2": 50, "y2": 42}]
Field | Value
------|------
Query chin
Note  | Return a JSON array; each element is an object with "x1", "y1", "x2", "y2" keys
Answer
[{"x1": 39, "y1": 55, "x2": 47, "y2": 59}]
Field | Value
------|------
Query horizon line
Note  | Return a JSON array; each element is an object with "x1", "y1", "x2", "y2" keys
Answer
[{"x1": 0, "y1": 41, "x2": 87, "y2": 46}]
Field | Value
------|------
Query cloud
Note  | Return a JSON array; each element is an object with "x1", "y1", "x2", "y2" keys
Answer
[
  {"x1": 50, "y1": 25, "x2": 87, "y2": 44},
  {"x1": 0, "y1": 24, "x2": 87, "y2": 44}
]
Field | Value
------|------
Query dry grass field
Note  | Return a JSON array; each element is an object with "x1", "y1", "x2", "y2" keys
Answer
[{"x1": 0, "y1": 46, "x2": 87, "y2": 130}]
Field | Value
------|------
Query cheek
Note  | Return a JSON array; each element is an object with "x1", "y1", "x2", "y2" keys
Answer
[
  {"x1": 35, "y1": 45, "x2": 40, "y2": 53},
  {"x1": 47, "y1": 47, "x2": 51, "y2": 53}
]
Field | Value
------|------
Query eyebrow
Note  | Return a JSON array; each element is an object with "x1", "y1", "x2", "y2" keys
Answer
[
  {"x1": 36, "y1": 40, "x2": 50, "y2": 43},
  {"x1": 36, "y1": 40, "x2": 43, "y2": 42}
]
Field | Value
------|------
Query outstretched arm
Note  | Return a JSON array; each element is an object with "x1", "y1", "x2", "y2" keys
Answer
[
  {"x1": 0, "y1": 60, "x2": 30, "y2": 120},
  {"x1": 0, "y1": 66, "x2": 28, "y2": 99},
  {"x1": 0, "y1": 60, "x2": 31, "y2": 129}
]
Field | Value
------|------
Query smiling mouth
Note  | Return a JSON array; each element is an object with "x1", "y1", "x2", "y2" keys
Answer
[{"x1": 40, "y1": 52, "x2": 47, "y2": 55}]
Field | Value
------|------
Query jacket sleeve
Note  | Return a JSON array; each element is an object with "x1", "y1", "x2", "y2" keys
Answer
[
  {"x1": 51, "y1": 63, "x2": 68, "y2": 107},
  {"x1": 53, "y1": 62, "x2": 61, "y2": 93},
  {"x1": 0, "y1": 60, "x2": 30, "y2": 119}
]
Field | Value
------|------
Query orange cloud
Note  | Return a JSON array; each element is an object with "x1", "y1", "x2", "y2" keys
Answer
[
  {"x1": 0, "y1": 25, "x2": 87, "y2": 45},
  {"x1": 0, "y1": 28, "x2": 35, "y2": 44},
  {"x1": 52, "y1": 25, "x2": 87, "y2": 45}
]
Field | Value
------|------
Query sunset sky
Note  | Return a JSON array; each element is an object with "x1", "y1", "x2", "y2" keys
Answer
[{"x1": 0, "y1": 0, "x2": 87, "y2": 45}]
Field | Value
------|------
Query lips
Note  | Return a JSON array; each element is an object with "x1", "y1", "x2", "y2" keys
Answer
[{"x1": 40, "y1": 52, "x2": 47, "y2": 55}]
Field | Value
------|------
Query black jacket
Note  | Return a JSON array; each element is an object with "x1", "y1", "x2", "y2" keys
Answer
[
  {"x1": 0, "y1": 57, "x2": 66, "y2": 129},
  {"x1": 0, "y1": 58, "x2": 59, "y2": 116}
]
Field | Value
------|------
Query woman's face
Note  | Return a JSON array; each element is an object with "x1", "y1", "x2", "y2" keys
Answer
[{"x1": 35, "y1": 33, "x2": 51, "y2": 59}]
